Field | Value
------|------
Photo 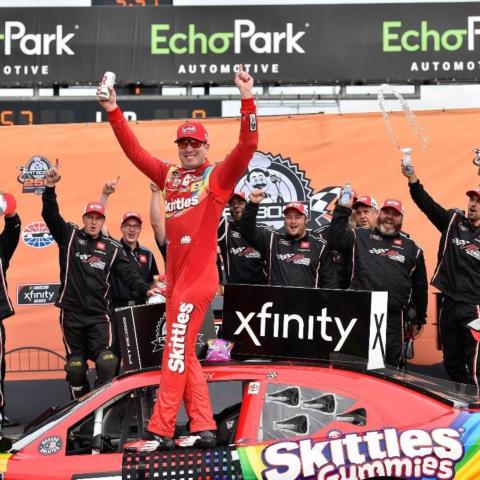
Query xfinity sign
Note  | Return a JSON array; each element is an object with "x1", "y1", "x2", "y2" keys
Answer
[
  {"x1": 222, "y1": 285, "x2": 388, "y2": 369},
  {"x1": 151, "y1": 20, "x2": 307, "y2": 55},
  {"x1": 1, "y1": 21, "x2": 76, "y2": 55}
]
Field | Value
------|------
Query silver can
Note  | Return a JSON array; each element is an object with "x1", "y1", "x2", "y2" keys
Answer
[{"x1": 98, "y1": 71, "x2": 116, "y2": 100}]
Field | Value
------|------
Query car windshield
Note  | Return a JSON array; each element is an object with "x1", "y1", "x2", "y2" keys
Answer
[
  {"x1": 330, "y1": 353, "x2": 480, "y2": 407},
  {"x1": 12, "y1": 384, "x2": 111, "y2": 451}
]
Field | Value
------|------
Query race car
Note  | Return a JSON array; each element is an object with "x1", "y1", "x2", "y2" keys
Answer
[{"x1": 1, "y1": 358, "x2": 480, "y2": 480}]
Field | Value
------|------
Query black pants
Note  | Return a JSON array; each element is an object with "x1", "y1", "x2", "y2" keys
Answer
[
  {"x1": 439, "y1": 297, "x2": 480, "y2": 385},
  {"x1": 60, "y1": 309, "x2": 113, "y2": 361},
  {"x1": 385, "y1": 310, "x2": 404, "y2": 368},
  {"x1": 0, "y1": 321, "x2": 5, "y2": 410}
]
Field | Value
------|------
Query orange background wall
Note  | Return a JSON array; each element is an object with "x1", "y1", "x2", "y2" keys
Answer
[{"x1": 1, "y1": 108, "x2": 478, "y2": 379}]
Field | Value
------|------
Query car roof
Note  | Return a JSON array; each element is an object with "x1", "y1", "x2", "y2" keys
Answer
[{"x1": 116, "y1": 357, "x2": 480, "y2": 409}]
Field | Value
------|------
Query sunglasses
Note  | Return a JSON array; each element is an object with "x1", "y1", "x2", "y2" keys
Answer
[{"x1": 177, "y1": 138, "x2": 205, "y2": 149}]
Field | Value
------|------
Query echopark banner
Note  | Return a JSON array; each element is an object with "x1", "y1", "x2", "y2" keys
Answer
[{"x1": 1, "y1": 3, "x2": 480, "y2": 86}]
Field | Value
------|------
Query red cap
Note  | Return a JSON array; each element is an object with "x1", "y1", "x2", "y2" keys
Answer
[
  {"x1": 351, "y1": 189, "x2": 358, "y2": 203},
  {"x1": 83, "y1": 202, "x2": 106, "y2": 217},
  {"x1": 381, "y1": 198, "x2": 405, "y2": 215},
  {"x1": 175, "y1": 121, "x2": 208, "y2": 143},
  {"x1": 121, "y1": 211, "x2": 143, "y2": 225},
  {"x1": 352, "y1": 195, "x2": 378, "y2": 210},
  {"x1": 466, "y1": 186, "x2": 480, "y2": 199},
  {"x1": 228, "y1": 191, "x2": 247, "y2": 203},
  {"x1": 0, "y1": 193, "x2": 16, "y2": 216},
  {"x1": 283, "y1": 202, "x2": 306, "y2": 216}
]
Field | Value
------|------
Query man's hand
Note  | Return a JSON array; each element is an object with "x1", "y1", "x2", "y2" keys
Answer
[
  {"x1": 235, "y1": 64, "x2": 254, "y2": 99},
  {"x1": 146, "y1": 286, "x2": 163, "y2": 297},
  {"x1": 249, "y1": 189, "x2": 266, "y2": 204},
  {"x1": 411, "y1": 324, "x2": 424, "y2": 338},
  {"x1": 102, "y1": 176, "x2": 120, "y2": 196},
  {"x1": 45, "y1": 158, "x2": 61, "y2": 187},
  {"x1": 96, "y1": 84, "x2": 118, "y2": 113},
  {"x1": 149, "y1": 182, "x2": 160, "y2": 193},
  {"x1": 401, "y1": 161, "x2": 418, "y2": 184}
]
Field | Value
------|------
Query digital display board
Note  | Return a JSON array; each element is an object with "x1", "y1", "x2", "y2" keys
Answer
[{"x1": 0, "y1": 99, "x2": 222, "y2": 125}]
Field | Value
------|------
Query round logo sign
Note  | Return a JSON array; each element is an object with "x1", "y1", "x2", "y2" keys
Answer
[
  {"x1": 38, "y1": 436, "x2": 62, "y2": 455},
  {"x1": 22, "y1": 222, "x2": 54, "y2": 248}
]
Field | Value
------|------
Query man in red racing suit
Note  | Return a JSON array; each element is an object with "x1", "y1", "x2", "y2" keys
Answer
[{"x1": 98, "y1": 67, "x2": 257, "y2": 450}]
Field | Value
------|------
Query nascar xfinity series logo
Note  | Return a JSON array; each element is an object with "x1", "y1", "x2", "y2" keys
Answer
[{"x1": 0, "y1": 21, "x2": 78, "y2": 77}]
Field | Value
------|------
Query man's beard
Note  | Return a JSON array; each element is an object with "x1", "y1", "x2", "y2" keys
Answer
[{"x1": 378, "y1": 222, "x2": 401, "y2": 237}]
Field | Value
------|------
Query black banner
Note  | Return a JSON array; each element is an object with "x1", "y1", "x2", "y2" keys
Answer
[
  {"x1": 115, "y1": 303, "x2": 217, "y2": 372},
  {"x1": 0, "y1": 99, "x2": 222, "y2": 125},
  {"x1": 222, "y1": 285, "x2": 387, "y2": 369},
  {"x1": 0, "y1": 3, "x2": 479, "y2": 86}
]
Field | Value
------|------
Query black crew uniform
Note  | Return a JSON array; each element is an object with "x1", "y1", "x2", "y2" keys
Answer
[
  {"x1": 217, "y1": 217, "x2": 266, "y2": 285},
  {"x1": 239, "y1": 202, "x2": 335, "y2": 288},
  {"x1": 0, "y1": 213, "x2": 20, "y2": 419},
  {"x1": 110, "y1": 239, "x2": 158, "y2": 370},
  {"x1": 410, "y1": 180, "x2": 480, "y2": 384},
  {"x1": 42, "y1": 186, "x2": 151, "y2": 398},
  {"x1": 314, "y1": 224, "x2": 351, "y2": 289},
  {"x1": 327, "y1": 204, "x2": 428, "y2": 366},
  {"x1": 110, "y1": 238, "x2": 158, "y2": 309}
]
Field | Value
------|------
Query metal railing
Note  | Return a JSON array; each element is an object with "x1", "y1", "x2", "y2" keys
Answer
[{"x1": 6, "y1": 347, "x2": 66, "y2": 373}]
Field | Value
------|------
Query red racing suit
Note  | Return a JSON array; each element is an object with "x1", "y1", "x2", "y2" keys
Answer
[{"x1": 108, "y1": 98, "x2": 257, "y2": 436}]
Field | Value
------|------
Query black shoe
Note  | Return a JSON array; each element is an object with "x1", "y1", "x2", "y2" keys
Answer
[
  {"x1": 155, "y1": 436, "x2": 175, "y2": 451},
  {"x1": 178, "y1": 430, "x2": 217, "y2": 449},
  {"x1": 145, "y1": 431, "x2": 175, "y2": 451}
]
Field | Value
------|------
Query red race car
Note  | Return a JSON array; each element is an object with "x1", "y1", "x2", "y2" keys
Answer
[{"x1": 0, "y1": 359, "x2": 479, "y2": 480}]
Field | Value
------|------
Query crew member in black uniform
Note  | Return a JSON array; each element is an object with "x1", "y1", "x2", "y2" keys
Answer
[
  {"x1": 0, "y1": 194, "x2": 20, "y2": 429},
  {"x1": 99, "y1": 178, "x2": 159, "y2": 309},
  {"x1": 327, "y1": 195, "x2": 428, "y2": 367},
  {"x1": 42, "y1": 162, "x2": 159, "y2": 398},
  {"x1": 218, "y1": 191, "x2": 266, "y2": 285},
  {"x1": 240, "y1": 190, "x2": 335, "y2": 288},
  {"x1": 403, "y1": 161, "x2": 480, "y2": 385}
]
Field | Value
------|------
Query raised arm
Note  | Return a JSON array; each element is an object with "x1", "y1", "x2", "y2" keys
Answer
[
  {"x1": 41, "y1": 159, "x2": 71, "y2": 244},
  {"x1": 239, "y1": 191, "x2": 272, "y2": 256},
  {"x1": 97, "y1": 82, "x2": 170, "y2": 188},
  {"x1": 99, "y1": 176, "x2": 119, "y2": 236},
  {"x1": 325, "y1": 204, "x2": 356, "y2": 255},
  {"x1": 149, "y1": 182, "x2": 166, "y2": 247},
  {"x1": 401, "y1": 159, "x2": 450, "y2": 232},
  {"x1": 210, "y1": 66, "x2": 258, "y2": 196}
]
